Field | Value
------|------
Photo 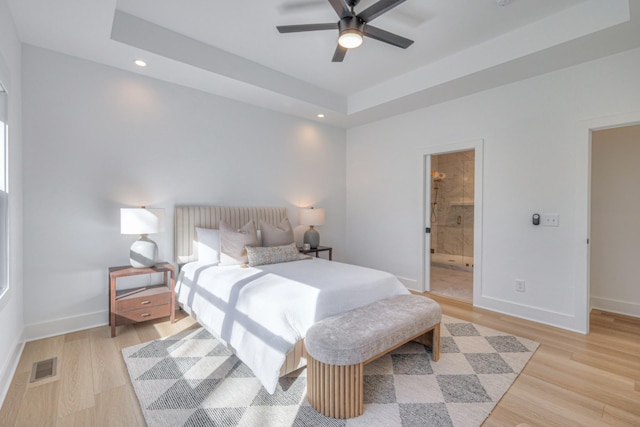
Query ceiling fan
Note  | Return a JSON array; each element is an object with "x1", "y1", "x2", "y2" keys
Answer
[{"x1": 276, "y1": 0, "x2": 414, "y2": 62}]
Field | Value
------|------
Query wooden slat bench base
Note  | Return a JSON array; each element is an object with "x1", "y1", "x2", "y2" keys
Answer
[
  {"x1": 307, "y1": 322, "x2": 440, "y2": 419},
  {"x1": 307, "y1": 358, "x2": 364, "y2": 419}
]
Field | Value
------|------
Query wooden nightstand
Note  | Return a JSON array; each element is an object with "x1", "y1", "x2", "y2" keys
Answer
[
  {"x1": 298, "y1": 245, "x2": 333, "y2": 260},
  {"x1": 109, "y1": 262, "x2": 176, "y2": 337}
]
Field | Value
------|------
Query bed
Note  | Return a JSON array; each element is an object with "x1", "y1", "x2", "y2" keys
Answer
[{"x1": 174, "y1": 206, "x2": 409, "y2": 393}]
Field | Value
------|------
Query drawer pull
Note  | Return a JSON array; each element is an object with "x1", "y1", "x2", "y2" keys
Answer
[
  {"x1": 140, "y1": 313, "x2": 151, "y2": 318},
  {"x1": 140, "y1": 300, "x2": 151, "y2": 305}
]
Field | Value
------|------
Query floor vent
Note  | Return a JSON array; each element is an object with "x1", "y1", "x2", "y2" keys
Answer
[{"x1": 30, "y1": 357, "x2": 57, "y2": 383}]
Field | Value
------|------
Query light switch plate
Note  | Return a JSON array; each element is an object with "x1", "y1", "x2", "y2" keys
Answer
[{"x1": 542, "y1": 214, "x2": 559, "y2": 227}]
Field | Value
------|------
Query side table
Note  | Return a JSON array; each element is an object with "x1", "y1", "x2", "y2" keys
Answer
[
  {"x1": 298, "y1": 245, "x2": 333, "y2": 260},
  {"x1": 109, "y1": 262, "x2": 176, "y2": 337}
]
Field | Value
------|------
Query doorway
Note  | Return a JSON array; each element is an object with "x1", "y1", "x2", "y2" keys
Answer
[
  {"x1": 421, "y1": 139, "x2": 483, "y2": 302},
  {"x1": 429, "y1": 150, "x2": 474, "y2": 302},
  {"x1": 590, "y1": 124, "x2": 640, "y2": 319}
]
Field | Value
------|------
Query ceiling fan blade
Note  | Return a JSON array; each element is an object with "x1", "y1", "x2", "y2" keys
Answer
[
  {"x1": 277, "y1": 23, "x2": 338, "y2": 33},
  {"x1": 332, "y1": 44, "x2": 348, "y2": 62},
  {"x1": 358, "y1": 0, "x2": 407, "y2": 22},
  {"x1": 363, "y1": 25, "x2": 413, "y2": 48},
  {"x1": 328, "y1": 0, "x2": 351, "y2": 19}
]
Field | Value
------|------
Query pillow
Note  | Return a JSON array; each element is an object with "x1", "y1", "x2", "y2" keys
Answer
[
  {"x1": 260, "y1": 218, "x2": 294, "y2": 247},
  {"x1": 195, "y1": 227, "x2": 220, "y2": 264},
  {"x1": 219, "y1": 220, "x2": 260, "y2": 265},
  {"x1": 246, "y1": 243, "x2": 308, "y2": 267}
]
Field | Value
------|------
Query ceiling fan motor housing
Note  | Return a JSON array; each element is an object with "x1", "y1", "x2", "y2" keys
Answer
[{"x1": 339, "y1": 16, "x2": 365, "y2": 34}]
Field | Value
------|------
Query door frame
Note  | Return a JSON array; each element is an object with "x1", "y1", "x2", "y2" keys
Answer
[
  {"x1": 576, "y1": 111, "x2": 640, "y2": 333},
  {"x1": 418, "y1": 139, "x2": 484, "y2": 304}
]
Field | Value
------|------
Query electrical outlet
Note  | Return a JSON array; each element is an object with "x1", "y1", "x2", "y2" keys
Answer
[
  {"x1": 515, "y1": 280, "x2": 526, "y2": 292},
  {"x1": 542, "y1": 214, "x2": 559, "y2": 227}
]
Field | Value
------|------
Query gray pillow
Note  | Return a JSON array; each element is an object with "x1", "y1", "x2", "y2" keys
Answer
[
  {"x1": 219, "y1": 220, "x2": 259, "y2": 265},
  {"x1": 260, "y1": 218, "x2": 294, "y2": 247},
  {"x1": 246, "y1": 243, "x2": 308, "y2": 267}
]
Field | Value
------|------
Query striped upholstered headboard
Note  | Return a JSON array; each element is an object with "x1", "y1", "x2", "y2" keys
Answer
[{"x1": 174, "y1": 206, "x2": 288, "y2": 265}]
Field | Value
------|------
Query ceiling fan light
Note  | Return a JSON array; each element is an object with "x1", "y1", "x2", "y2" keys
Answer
[{"x1": 338, "y1": 29, "x2": 363, "y2": 49}]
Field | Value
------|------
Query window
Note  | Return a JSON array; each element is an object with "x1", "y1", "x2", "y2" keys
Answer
[{"x1": 0, "y1": 84, "x2": 7, "y2": 299}]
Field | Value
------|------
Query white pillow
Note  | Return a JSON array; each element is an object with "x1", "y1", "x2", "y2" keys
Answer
[{"x1": 195, "y1": 227, "x2": 220, "y2": 264}]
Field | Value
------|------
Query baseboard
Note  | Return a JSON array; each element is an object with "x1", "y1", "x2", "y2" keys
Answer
[
  {"x1": 22, "y1": 310, "x2": 108, "y2": 342},
  {"x1": 401, "y1": 274, "x2": 587, "y2": 333},
  {"x1": 591, "y1": 296, "x2": 640, "y2": 318},
  {"x1": 0, "y1": 335, "x2": 25, "y2": 409},
  {"x1": 474, "y1": 292, "x2": 591, "y2": 334}
]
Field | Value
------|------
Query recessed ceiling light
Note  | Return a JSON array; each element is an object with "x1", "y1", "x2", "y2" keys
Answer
[
  {"x1": 317, "y1": 114, "x2": 325, "y2": 118},
  {"x1": 134, "y1": 59, "x2": 147, "y2": 67}
]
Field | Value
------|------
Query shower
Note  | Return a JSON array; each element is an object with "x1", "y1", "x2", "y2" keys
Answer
[
  {"x1": 430, "y1": 171, "x2": 446, "y2": 223},
  {"x1": 427, "y1": 149, "x2": 476, "y2": 303},
  {"x1": 430, "y1": 151, "x2": 475, "y2": 271}
]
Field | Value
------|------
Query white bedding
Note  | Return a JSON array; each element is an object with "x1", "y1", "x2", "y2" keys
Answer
[{"x1": 175, "y1": 257, "x2": 409, "y2": 393}]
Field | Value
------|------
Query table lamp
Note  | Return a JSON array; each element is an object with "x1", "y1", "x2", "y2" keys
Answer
[
  {"x1": 300, "y1": 207, "x2": 325, "y2": 249},
  {"x1": 121, "y1": 207, "x2": 165, "y2": 268}
]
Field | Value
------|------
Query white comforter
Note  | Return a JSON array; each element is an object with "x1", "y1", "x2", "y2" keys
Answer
[{"x1": 175, "y1": 258, "x2": 409, "y2": 393}]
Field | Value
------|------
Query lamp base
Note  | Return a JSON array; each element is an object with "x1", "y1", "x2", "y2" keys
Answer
[
  {"x1": 303, "y1": 226, "x2": 320, "y2": 249},
  {"x1": 130, "y1": 235, "x2": 158, "y2": 268}
]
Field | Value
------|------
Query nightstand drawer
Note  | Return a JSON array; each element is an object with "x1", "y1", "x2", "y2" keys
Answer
[
  {"x1": 114, "y1": 304, "x2": 171, "y2": 325},
  {"x1": 115, "y1": 285, "x2": 170, "y2": 312}
]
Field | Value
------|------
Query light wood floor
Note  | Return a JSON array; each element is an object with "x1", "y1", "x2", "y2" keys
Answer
[
  {"x1": 430, "y1": 265, "x2": 473, "y2": 302},
  {"x1": 1, "y1": 298, "x2": 639, "y2": 426}
]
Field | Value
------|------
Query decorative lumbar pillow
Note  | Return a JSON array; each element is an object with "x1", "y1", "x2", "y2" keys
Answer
[
  {"x1": 260, "y1": 218, "x2": 294, "y2": 247},
  {"x1": 195, "y1": 227, "x2": 220, "y2": 264},
  {"x1": 246, "y1": 243, "x2": 308, "y2": 267},
  {"x1": 219, "y1": 220, "x2": 260, "y2": 265}
]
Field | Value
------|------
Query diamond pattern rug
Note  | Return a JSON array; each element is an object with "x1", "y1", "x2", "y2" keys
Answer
[{"x1": 122, "y1": 315, "x2": 538, "y2": 426}]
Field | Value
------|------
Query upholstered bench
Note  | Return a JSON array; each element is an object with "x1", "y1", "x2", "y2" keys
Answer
[{"x1": 305, "y1": 294, "x2": 441, "y2": 419}]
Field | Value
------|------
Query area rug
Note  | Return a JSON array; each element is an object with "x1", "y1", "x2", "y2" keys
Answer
[{"x1": 122, "y1": 315, "x2": 539, "y2": 427}]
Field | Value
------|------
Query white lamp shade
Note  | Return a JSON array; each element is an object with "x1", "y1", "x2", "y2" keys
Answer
[
  {"x1": 121, "y1": 208, "x2": 165, "y2": 235},
  {"x1": 299, "y1": 208, "x2": 325, "y2": 226}
]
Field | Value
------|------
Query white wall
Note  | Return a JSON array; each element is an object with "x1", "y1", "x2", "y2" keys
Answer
[
  {"x1": 21, "y1": 45, "x2": 346, "y2": 339},
  {"x1": 16, "y1": 31, "x2": 640, "y2": 343},
  {"x1": 591, "y1": 125, "x2": 640, "y2": 318},
  {"x1": 345, "y1": 47, "x2": 640, "y2": 333},
  {"x1": 0, "y1": 0, "x2": 24, "y2": 405}
]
